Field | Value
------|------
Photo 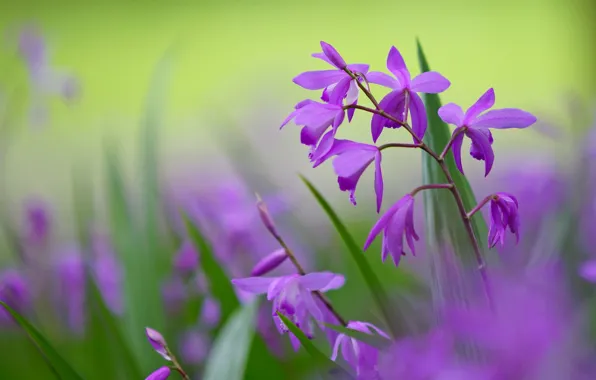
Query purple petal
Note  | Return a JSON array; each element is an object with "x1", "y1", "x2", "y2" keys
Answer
[
  {"x1": 386, "y1": 46, "x2": 410, "y2": 87},
  {"x1": 300, "y1": 123, "x2": 330, "y2": 147},
  {"x1": 370, "y1": 90, "x2": 405, "y2": 142},
  {"x1": 374, "y1": 152, "x2": 383, "y2": 213},
  {"x1": 366, "y1": 71, "x2": 400, "y2": 89},
  {"x1": 409, "y1": 92, "x2": 428, "y2": 141},
  {"x1": 267, "y1": 275, "x2": 295, "y2": 300},
  {"x1": 329, "y1": 76, "x2": 351, "y2": 105},
  {"x1": 385, "y1": 206, "x2": 408, "y2": 266},
  {"x1": 145, "y1": 366, "x2": 171, "y2": 380},
  {"x1": 363, "y1": 195, "x2": 411, "y2": 250},
  {"x1": 466, "y1": 128, "x2": 495, "y2": 176},
  {"x1": 300, "y1": 288, "x2": 323, "y2": 321},
  {"x1": 294, "y1": 103, "x2": 339, "y2": 126},
  {"x1": 469, "y1": 129, "x2": 493, "y2": 160},
  {"x1": 146, "y1": 327, "x2": 171, "y2": 361},
  {"x1": 580, "y1": 260, "x2": 596, "y2": 282},
  {"x1": 346, "y1": 63, "x2": 370, "y2": 74},
  {"x1": 438, "y1": 103, "x2": 464, "y2": 127},
  {"x1": 292, "y1": 70, "x2": 345, "y2": 90},
  {"x1": 410, "y1": 71, "x2": 450, "y2": 93},
  {"x1": 464, "y1": 88, "x2": 495, "y2": 124},
  {"x1": 358, "y1": 321, "x2": 391, "y2": 339},
  {"x1": 471, "y1": 108, "x2": 537, "y2": 129},
  {"x1": 332, "y1": 147, "x2": 376, "y2": 178},
  {"x1": 312, "y1": 52, "x2": 332, "y2": 65},
  {"x1": 231, "y1": 277, "x2": 277, "y2": 294},
  {"x1": 320, "y1": 41, "x2": 347, "y2": 69},
  {"x1": 251, "y1": 249, "x2": 288, "y2": 277},
  {"x1": 299, "y1": 272, "x2": 343, "y2": 291},
  {"x1": 450, "y1": 128, "x2": 466, "y2": 174},
  {"x1": 331, "y1": 335, "x2": 346, "y2": 361},
  {"x1": 309, "y1": 130, "x2": 336, "y2": 163}
]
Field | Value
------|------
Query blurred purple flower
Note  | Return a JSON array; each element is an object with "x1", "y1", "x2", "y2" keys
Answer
[
  {"x1": 331, "y1": 321, "x2": 389, "y2": 379},
  {"x1": 146, "y1": 327, "x2": 171, "y2": 361},
  {"x1": 161, "y1": 276, "x2": 187, "y2": 316},
  {"x1": 91, "y1": 232, "x2": 123, "y2": 314},
  {"x1": 363, "y1": 194, "x2": 418, "y2": 266},
  {"x1": 179, "y1": 330, "x2": 209, "y2": 364},
  {"x1": 251, "y1": 249, "x2": 288, "y2": 277},
  {"x1": 199, "y1": 297, "x2": 221, "y2": 328},
  {"x1": 579, "y1": 260, "x2": 596, "y2": 282},
  {"x1": 23, "y1": 198, "x2": 51, "y2": 247},
  {"x1": 368, "y1": 46, "x2": 450, "y2": 142},
  {"x1": 232, "y1": 272, "x2": 345, "y2": 350},
  {"x1": 488, "y1": 192, "x2": 520, "y2": 248},
  {"x1": 312, "y1": 139, "x2": 383, "y2": 212},
  {"x1": 54, "y1": 250, "x2": 85, "y2": 333},
  {"x1": 438, "y1": 88, "x2": 537, "y2": 176},
  {"x1": 0, "y1": 269, "x2": 30, "y2": 324},
  {"x1": 173, "y1": 240, "x2": 199, "y2": 276},
  {"x1": 145, "y1": 366, "x2": 170, "y2": 380}
]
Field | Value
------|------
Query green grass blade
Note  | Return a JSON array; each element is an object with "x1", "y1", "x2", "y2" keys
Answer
[
  {"x1": 203, "y1": 299, "x2": 259, "y2": 380},
  {"x1": 0, "y1": 301, "x2": 84, "y2": 380},
  {"x1": 299, "y1": 175, "x2": 399, "y2": 337}
]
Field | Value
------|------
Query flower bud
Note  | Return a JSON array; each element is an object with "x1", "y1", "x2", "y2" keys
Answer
[
  {"x1": 145, "y1": 327, "x2": 171, "y2": 361},
  {"x1": 320, "y1": 41, "x2": 347, "y2": 69},
  {"x1": 145, "y1": 366, "x2": 171, "y2": 380},
  {"x1": 251, "y1": 249, "x2": 288, "y2": 276},
  {"x1": 256, "y1": 194, "x2": 279, "y2": 239}
]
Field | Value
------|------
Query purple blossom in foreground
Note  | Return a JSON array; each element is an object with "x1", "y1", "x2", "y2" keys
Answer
[
  {"x1": 368, "y1": 46, "x2": 450, "y2": 142},
  {"x1": 312, "y1": 139, "x2": 384, "y2": 212},
  {"x1": 488, "y1": 192, "x2": 520, "y2": 248},
  {"x1": 293, "y1": 41, "x2": 369, "y2": 121},
  {"x1": 363, "y1": 194, "x2": 418, "y2": 266},
  {"x1": 438, "y1": 88, "x2": 537, "y2": 176},
  {"x1": 331, "y1": 321, "x2": 389, "y2": 379},
  {"x1": 0, "y1": 269, "x2": 30, "y2": 324},
  {"x1": 173, "y1": 240, "x2": 199, "y2": 276},
  {"x1": 145, "y1": 366, "x2": 170, "y2": 380},
  {"x1": 232, "y1": 272, "x2": 345, "y2": 350},
  {"x1": 54, "y1": 251, "x2": 85, "y2": 333},
  {"x1": 146, "y1": 327, "x2": 171, "y2": 361}
]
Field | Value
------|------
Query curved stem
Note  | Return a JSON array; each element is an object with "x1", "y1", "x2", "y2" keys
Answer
[
  {"x1": 379, "y1": 142, "x2": 421, "y2": 151},
  {"x1": 410, "y1": 183, "x2": 453, "y2": 197},
  {"x1": 467, "y1": 195, "x2": 495, "y2": 219},
  {"x1": 165, "y1": 348, "x2": 190, "y2": 380},
  {"x1": 439, "y1": 127, "x2": 466, "y2": 160}
]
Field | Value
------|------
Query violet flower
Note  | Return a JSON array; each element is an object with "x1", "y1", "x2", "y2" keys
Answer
[
  {"x1": 331, "y1": 321, "x2": 390, "y2": 379},
  {"x1": 173, "y1": 240, "x2": 199, "y2": 276},
  {"x1": 0, "y1": 269, "x2": 30, "y2": 323},
  {"x1": 54, "y1": 251, "x2": 86, "y2": 333},
  {"x1": 363, "y1": 194, "x2": 418, "y2": 266},
  {"x1": 232, "y1": 272, "x2": 345, "y2": 350},
  {"x1": 438, "y1": 88, "x2": 537, "y2": 176},
  {"x1": 91, "y1": 233, "x2": 123, "y2": 314},
  {"x1": 293, "y1": 41, "x2": 369, "y2": 121},
  {"x1": 368, "y1": 46, "x2": 450, "y2": 142},
  {"x1": 199, "y1": 297, "x2": 221, "y2": 328},
  {"x1": 146, "y1": 327, "x2": 171, "y2": 361},
  {"x1": 312, "y1": 139, "x2": 383, "y2": 212},
  {"x1": 179, "y1": 330, "x2": 209, "y2": 364},
  {"x1": 579, "y1": 260, "x2": 596, "y2": 282},
  {"x1": 23, "y1": 198, "x2": 51, "y2": 247},
  {"x1": 145, "y1": 366, "x2": 170, "y2": 380},
  {"x1": 488, "y1": 192, "x2": 520, "y2": 248}
]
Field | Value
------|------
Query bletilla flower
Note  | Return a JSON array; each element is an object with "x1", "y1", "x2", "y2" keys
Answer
[
  {"x1": 312, "y1": 139, "x2": 384, "y2": 212},
  {"x1": 146, "y1": 327, "x2": 171, "y2": 361},
  {"x1": 91, "y1": 233, "x2": 123, "y2": 314},
  {"x1": 145, "y1": 366, "x2": 170, "y2": 380},
  {"x1": 54, "y1": 251, "x2": 86, "y2": 333},
  {"x1": 331, "y1": 321, "x2": 390, "y2": 379},
  {"x1": 199, "y1": 297, "x2": 221, "y2": 327},
  {"x1": 179, "y1": 330, "x2": 209, "y2": 364},
  {"x1": 579, "y1": 260, "x2": 596, "y2": 282},
  {"x1": 173, "y1": 240, "x2": 199, "y2": 276},
  {"x1": 368, "y1": 46, "x2": 450, "y2": 142},
  {"x1": 438, "y1": 88, "x2": 537, "y2": 176},
  {"x1": 488, "y1": 192, "x2": 520, "y2": 248},
  {"x1": 363, "y1": 195, "x2": 418, "y2": 266},
  {"x1": 0, "y1": 269, "x2": 30, "y2": 324},
  {"x1": 232, "y1": 272, "x2": 345, "y2": 350},
  {"x1": 293, "y1": 41, "x2": 369, "y2": 121},
  {"x1": 23, "y1": 198, "x2": 51, "y2": 247}
]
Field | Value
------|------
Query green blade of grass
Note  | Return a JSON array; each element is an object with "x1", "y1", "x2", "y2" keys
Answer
[{"x1": 0, "y1": 301, "x2": 84, "y2": 380}]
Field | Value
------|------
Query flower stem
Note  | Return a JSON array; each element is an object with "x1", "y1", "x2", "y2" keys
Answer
[
  {"x1": 347, "y1": 69, "x2": 493, "y2": 304},
  {"x1": 439, "y1": 127, "x2": 466, "y2": 160},
  {"x1": 410, "y1": 183, "x2": 453, "y2": 196},
  {"x1": 466, "y1": 195, "x2": 495, "y2": 219},
  {"x1": 379, "y1": 142, "x2": 421, "y2": 151},
  {"x1": 165, "y1": 348, "x2": 190, "y2": 380}
]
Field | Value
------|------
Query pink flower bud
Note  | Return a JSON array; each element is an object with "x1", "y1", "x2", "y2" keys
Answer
[
  {"x1": 251, "y1": 249, "x2": 288, "y2": 276},
  {"x1": 145, "y1": 366, "x2": 171, "y2": 380},
  {"x1": 145, "y1": 327, "x2": 171, "y2": 361}
]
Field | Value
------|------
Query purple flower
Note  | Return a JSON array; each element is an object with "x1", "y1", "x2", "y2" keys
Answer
[
  {"x1": 23, "y1": 198, "x2": 51, "y2": 247},
  {"x1": 146, "y1": 327, "x2": 171, "y2": 361},
  {"x1": 161, "y1": 276, "x2": 187, "y2": 315},
  {"x1": 173, "y1": 240, "x2": 199, "y2": 276},
  {"x1": 363, "y1": 194, "x2": 418, "y2": 266},
  {"x1": 312, "y1": 139, "x2": 384, "y2": 212},
  {"x1": 293, "y1": 41, "x2": 369, "y2": 121},
  {"x1": 145, "y1": 366, "x2": 170, "y2": 380},
  {"x1": 0, "y1": 269, "x2": 30, "y2": 323},
  {"x1": 438, "y1": 88, "x2": 537, "y2": 176},
  {"x1": 179, "y1": 330, "x2": 209, "y2": 364},
  {"x1": 579, "y1": 260, "x2": 596, "y2": 282},
  {"x1": 331, "y1": 321, "x2": 390, "y2": 378},
  {"x1": 251, "y1": 249, "x2": 288, "y2": 276},
  {"x1": 199, "y1": 297, "x2": 221, "y2": 327},
  {"x1": 232, "y1": 272, "x2": 345, "y2": 350},
  {"x1": 91, "y1": 233, "x2": 123, "y2": 314},
  {"x1": 368, "y1": 46, "x2": 450, "y2": 142},
  {"x1": 54, "y1": 250, "x2": 86, "y2": 333},
  {"x1": 488, "y1": 192, "x2": 520, "y2": 248}
]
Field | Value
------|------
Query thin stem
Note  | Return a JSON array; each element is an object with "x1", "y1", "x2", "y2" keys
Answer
[
  {"x1": 344, "y1": 68, "x2": 379, "y2": 109},
  {"x1": 379, "y1": 142, "x2": 421, "y2": 151},
  {"x1": 467, "y1": 195, "x2": 495, "y2": 220},
  {"x1": 439, "y1": 127, "x2": 466, "y2": 160},
  {"x1": 165, "y1": 348, "x2": 190, "y2": 380},
  {"x1": 410, "y1": 183, "x2": 453, "y2": 197}
]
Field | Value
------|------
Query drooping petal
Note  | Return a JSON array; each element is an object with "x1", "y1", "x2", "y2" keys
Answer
[
  {"x1": 332, "y1": 147, "x2": 377, "y2": 178},
  {"x1": 410, "y1": 71, "x2": 450, "y2": 93},
  {"x1": 450, "y1": 128, "x2": 466, "y2": 174},
  {"x1": 385, "y1": 206, "x2": 408, "y2": 266},
  {"x1": 469, "y1": 129, "x2": 493, "y2": 161},
  {"x1": 409, "y1": 92, "x2": 428, "y2": 141},
  {"x1": 404, "y1": 200, "x2": 419, "y2": 255},
  {"x1": 363, "y1": 196, "x2": 410, "y2": 250},
  {"x1": 466, "y1": 128, "x2": 495, "y2": 176},
  {"x1": 331, "y1": 334, "x2": 346, "y2": 361},
  {"x1": 300, "y1": 272, "x2": 343, "y2": 291},
  {"x1": 231, "y1": 277, "x2": 277, "y2": 294},
  {"x1": 366, "y1": 71, "x2": 400, "y2": 89},
  {"x1": 464, "y1": 88, "x2": 495, "y2": 124},
  {"x1": 471, "y1": 108, "x2": 537, "y2": 129},
  {"x1": 358, "y1": 321, "x2": 391, "y2": 339},
  {"x1": 386, "y1": 46, "x2": 410, "y2": 87},
  {"x1": 374, "y1": 152, "x2": 383, "y2": 213},
  {"x1": 292, "y1": 70, "x2": 345, "y2": 90},
  {"x1": 267, "y1": 275, "x2": 294, "y2": 300},
  {"x1": 370, "y1": 90, "x2": 406, "y2": 142},
  {"x1": 294, "y1": 103, "x2": 340, "y2": 126},
  {"x1": 300, "y1": 122, "x2": 330, "y2": 147},
  {"x1": 438, "y1": 103, "x2": 465, "y2": 127},
  {"x1": 320, "y1": 41, "x2": 347, "y2": 69},
  {"x1": 281, "y1": 99, "x2": 316, "y2": 129},
  {"x1": 300, "y1": 287, "x2": 323, "y2": 322}
]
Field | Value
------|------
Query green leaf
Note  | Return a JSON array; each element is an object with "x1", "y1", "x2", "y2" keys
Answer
[
  {"x1": 182, "y1": 213, "x2": 240, "y2": 325},
  {"x1": 322, "y1": 323, "x2": 391, "y2": 349},
  {"x1": 300, "y1": 175, "x2": 399, "y2": 337},
  {"x1": 0, "y1": 301, "x2": 84, "y2": 380},
  {"x1": 276, "y1": 312, "x2": 354, "y2": 380},
  {"x1": 203, "y1": 299, "x2": 259, "y2": 380}
]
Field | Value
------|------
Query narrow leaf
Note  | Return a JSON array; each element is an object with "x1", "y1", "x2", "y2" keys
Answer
[
  {"x1": 203, "y1": 299, "x2": 259, "y2": 380},
  {"x1": 322, "y1": 323, "x2": 391, "y2": 349},
  {"x1": 0, "y1": 301, "x2": 84, "y2": 380}
]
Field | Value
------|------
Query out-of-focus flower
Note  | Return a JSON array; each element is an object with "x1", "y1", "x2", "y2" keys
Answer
[
  {"x1": 145, "y1": 366, "x2": 170, "y2": 380},
  {"x1": 54, "y1": 250, "x2": 85, "y2": 333},
  {"x1": 251, "y1": 249, "x2": 288, "y2": 277},
  {"x1": 146, "y1": 327, "x2": 171, "y2": 361},
  {"x1": 23, "y1": 198, "x2": 51, "y2": 247},
  {"x1": 579, "y1": 260, "x2": 596, "y2": 282},
  {"x1": 312, "y1": 139, "x2": 383, "y2": 212},
  {"x1": 331, "y1": 321, "x2": 389, "y2": 379},
  {"x1": 91, "y1": 232, "x2": 123, "y2": 314},
  {"x1": 368, "y1": 46, "x2": 450, "y2": 142},
  {"x1": 199, "y1": 297, "x2": 221, "y2": 328},
  {"x1": 173, "y1": 240, "x2": 199, "y2": 276},
  {"x1": 179, "y1": 330, "x2": 209, "y2": 364},
  {"x1": 438, "y1": 88, "x2": 537, "y2": 176},
  {"x1": 161, "y1": 276, "x2": 187, "y2": 316},
  {"x1": 0, "y1": 269, "x2": 30, "y2": 323},
  {"x1": 232, "y1": 272, "x2": 345, "y2": 350},
  {"x1": 364, "y1": 194, "x2": 418, "y2": 266},
  {"x1": 488, "y1": 192, "x2": 520, "y2": 248}
]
